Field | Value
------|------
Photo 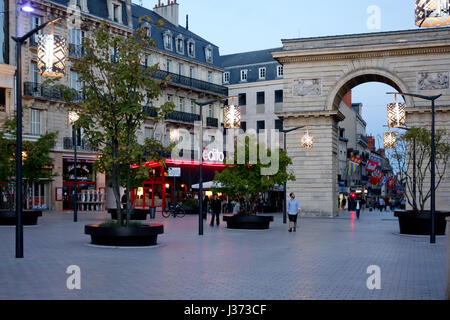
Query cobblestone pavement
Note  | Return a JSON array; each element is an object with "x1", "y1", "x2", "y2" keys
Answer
[{"x1": 0, "y1": 209, "x2": 447, "y2": 300}]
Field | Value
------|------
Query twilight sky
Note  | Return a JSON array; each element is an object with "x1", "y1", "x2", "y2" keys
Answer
[{"x1": 136, "y1": 0, "x2": 420, "y2": 148}]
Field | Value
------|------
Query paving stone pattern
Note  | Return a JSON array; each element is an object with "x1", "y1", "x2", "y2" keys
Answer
[{"x1": 0, "y1": 209, "x2": 446, "y2": 300}]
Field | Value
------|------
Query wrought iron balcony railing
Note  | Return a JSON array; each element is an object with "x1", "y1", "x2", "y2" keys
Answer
[
  {"x1": 23, "y1": 82, "x2": 84, "y2": 102},
  {"x1": 206, "y1": 117, "x2": 218, "y2": 128},
  {"x1": 150, "y1": 69, "x2": 228, "y2": 96},
  {"x1": 69, "y1": 44, "x2": 85, "y2": 58},
  {"x1": 165, "y1": 110, "x2": 201, "y2": 123},
  {"x1": 63, "y1": 137, "x2": 97, "y2": 152}
]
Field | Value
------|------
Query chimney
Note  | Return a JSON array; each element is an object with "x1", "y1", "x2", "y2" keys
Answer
[
  {"x1": 154, "y1": 0, "x2": 179, "y2": 26},
  {"x1": 186, "y1": 14, "x2": 189, "y2": 30}
]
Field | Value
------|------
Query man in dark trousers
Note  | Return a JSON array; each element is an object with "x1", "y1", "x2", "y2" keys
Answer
[{"x1": 210, "y1": 194, "x2": 222, "y2": 227}]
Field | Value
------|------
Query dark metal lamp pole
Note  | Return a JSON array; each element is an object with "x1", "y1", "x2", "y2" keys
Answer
[
  {"x1": 280, "y1": 126, "x2": 306, "y2": 224},
  {"x1": 12, "y1": 17, "x2": 62, "y2": 258},
  {"x1": 194, "y1": 95, "x2": 239, "y2": 235}
]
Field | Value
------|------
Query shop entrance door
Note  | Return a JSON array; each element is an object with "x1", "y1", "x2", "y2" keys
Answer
[{"x1": 63, "y1": 182, "x2": 96, "y2": 210}]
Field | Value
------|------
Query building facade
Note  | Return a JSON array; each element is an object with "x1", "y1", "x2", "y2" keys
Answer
[{"x1": 1, "y1": 0, "x2": 228, "y2": 212}]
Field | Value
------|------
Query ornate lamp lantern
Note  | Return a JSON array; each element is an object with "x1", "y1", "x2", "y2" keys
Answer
[
  {"x1": 37, "y1": 24, "x2": 67, "y2": 78},
  {"x1": 169, "y1": 128, "x2": 180, "y2": 143},
  {"x1": 387, "y1": 94, "x2": 406, "y2": 128},
  {"x1": 68, "y1": 111, "x2": 80, "y2": 125},
  {"x1": 301, "y1": 127, "x2": 314, "y2": 149},
  {"x1": 223, "y1": 97, "x2": 241, "y2": 129},
  {"x1": 384, "y1": 131, "x2": 397, "y2": 149},
  {"x1": 415, "y1": 0, "x2": 450, "y2": 27}
]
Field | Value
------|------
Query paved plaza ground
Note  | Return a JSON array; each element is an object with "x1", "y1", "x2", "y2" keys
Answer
[{"x1": 0, "y1": 209, "x2": 447, "y2": 300}]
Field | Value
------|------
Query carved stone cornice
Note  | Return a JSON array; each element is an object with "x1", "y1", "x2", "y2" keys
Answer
[
  {"x1": 275, "y1": 46, "x2": 450, "y2": 64},
  {"x1": 276, "y1": 109, "x2": 346, "y2": 122}
]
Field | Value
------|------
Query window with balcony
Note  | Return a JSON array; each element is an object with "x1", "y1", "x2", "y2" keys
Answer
[
  {"x1": 31, "y1": 109, "x2": 41, "y2": 136},
  {"x1": 189, "y1": 66, "x2": 195, "y2": 79},
  {"x1": 257, "y1": 91, "x2": 265, "y2": 105},
  {"x1": 178, "y1": 97, "x2": 184, "y2": 112},
  {"x1": 223, "y1": 72, "x2": 230, "y2": 84},
  {"x1": 30, "y1": 15, "x2": 41, "y2": 47},
  {"x1": 166, "y1": 59, "x2": 172, "y2": 73},
  {"x1": 178, "y1": 63, "x2": 184, "y2": 76},
  {"x1": 240, "y1": 69, "x2": 248, "y2": 82},
  {"x1": 69, "y1": 29, "x2": 85, "y2": 58}
]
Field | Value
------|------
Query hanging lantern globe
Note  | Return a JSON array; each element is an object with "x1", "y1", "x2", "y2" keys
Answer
[
  {"x1": 37, "y1": 25, "x2": 67, "y2": 78},
  {"x1": 68, "y1": 111, "x2": 80, "y2": 125},
  {"x1": 387, "y1": 102, "x2": 406, "y2": 128},
  {"x1": 169, "y1": 128, "x2": 180, "y2": 143},
  {"x1": 223, "y1": 99, "x2": 241, "y2": 129},
  {"x1": 415, "y1": 0, "x2": 450, "y2": 27},
  {"x1": 384, "y1": 132, "x2": 397, "y2": 149},
  {"x1": 301, "y1": 128, "x2": 314, "y2": 149}
]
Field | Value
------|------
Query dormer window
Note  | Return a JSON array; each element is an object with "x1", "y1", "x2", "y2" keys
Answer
[
  {"x1": 277, "y1": 65, "x2": 284, "y2": 77},
  {"x1": 175, "y1": 35, "x2": 184, "y2": 54},
  {"x1": 205, "y1": 45, "x2": 213, "y2": 63},
  {"x1": 113, "y1": 4, "x2": 121, "y2": 23},
  {"x1": 141, "y1": 22, "x2": 151, "y2": 38},
  {"x1": 187, "y1": 39, "x2": 195, "y2": 58},
  {"x1": 163, "y1": 31, "x2": 173, "y2": 51},
  {"x1": 259, "y1": 67, "x2": 266, "y2": 80},
  {"x1": 223, "y1": 72, "x2": 230, "y2": 84},
  {"x1": 240, "y1": 69, "x2": 248, "y2": 82}
]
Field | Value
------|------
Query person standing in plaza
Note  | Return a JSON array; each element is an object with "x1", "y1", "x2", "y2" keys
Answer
[
  {"x1": 202, "y1": 195, "x2": 209, "y2": 220},
  {"x1": 287, "y1": 193, "x2": 302, "y2": 232},
  {"x1": 355, "y1": 198, "x2": 362, "y2": 219},
  {"x1": 379, "y1": 197, "x2": 385, "y2": 212},
  {"x1": 210, "y1": 194, "x2": 222, "y2": 227}
]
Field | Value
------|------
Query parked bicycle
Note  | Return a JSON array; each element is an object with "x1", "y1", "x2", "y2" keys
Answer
[{"x1": 162, "y1": 202, "x2": 185, "y2": 218}]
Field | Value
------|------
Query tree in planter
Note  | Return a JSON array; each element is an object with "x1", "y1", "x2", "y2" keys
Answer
[
  {"x1": 0, "y1": 118, "x2": 57, "y2": 210},
  {"x1": 213, "y1": 135, "x2": 295, "y2": 215},
  {"x1": 388, "y1": 127, "x2": 449, "y2": 213},
  {"x1": 59, "y1": 19, "x2": 175, "y2": 226}
]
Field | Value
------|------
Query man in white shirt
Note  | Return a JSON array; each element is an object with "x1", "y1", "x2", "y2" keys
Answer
[{"x1": 287, "y1": 193, "x2": 302, "y2": 232}]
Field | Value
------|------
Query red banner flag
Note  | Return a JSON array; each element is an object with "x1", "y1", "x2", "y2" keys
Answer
[
  {"x1": 350, "y1": 155, "x2": 363, "y2": 165},
  {"x1": 366, "y1": 160, "x2": 378, "y2": 173}
]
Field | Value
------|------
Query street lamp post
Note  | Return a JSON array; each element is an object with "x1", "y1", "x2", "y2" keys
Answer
[
  {"x1": 387, "y1": 92, "x2": 442, "y2": 244},
  {"x1": 280, "y1": 126, "x2": 306, "y2": 224},
  {"x1": 69, "y1": 112, "x2": 80, "y2": 222},
  {"x1": 194, "y1": 96, "x2": 240, "y2": 236},
  {"x1": 12, "y1": 16, "x2": 64, "y2": 258}
]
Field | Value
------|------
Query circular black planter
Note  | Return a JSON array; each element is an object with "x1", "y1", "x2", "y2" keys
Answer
[
  {"x1": 394, "y1": 210, "x2": 450, "y2": 236},
  {"x1": 223, "y1": 215, "x2": 274, "y2": 230},
  {"x1": 85, "y1": 223, "x2": 164, "y2": 247},
  {"x1": 108, "y1": 209, "x2": 149, "y2": 221},
  {"x1": 0, "y1": 210, "x2": 42, "y2": 226}
]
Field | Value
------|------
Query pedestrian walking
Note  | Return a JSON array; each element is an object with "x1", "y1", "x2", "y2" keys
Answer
[
  {"x1": 202, "y1": 195, "x2": 209, "y2": 220},
  {"x1": 287, "y1": 193, "x2": 301, "y2": 232},
  {"x1": 356, "y1": 198, "x2": 361, "y2": 219},
  {"x1": 210, "y1": 194, "x2": 222, "y2": 227},
  {"x1": 379, "y1": 197, "x2": 385, "y2": 212}
]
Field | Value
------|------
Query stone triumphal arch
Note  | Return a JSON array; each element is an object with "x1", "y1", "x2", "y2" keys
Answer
[{"x1": 272, "y1": 27, "x2": 450, "y2": 217}]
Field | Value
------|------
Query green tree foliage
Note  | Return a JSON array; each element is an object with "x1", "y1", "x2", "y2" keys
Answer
[
  {"x1": 213, "y1": 135, "x2": 295, "y2": 215},
  {"x1": 389, "y1": 127, "x2": 449, "y2": 212},
  {"x1": 59, "y1": 19, "x2": 175, "y2": 225},
  {"x1": 0, "y1": 118, "x2": 57, "y2": 209}
]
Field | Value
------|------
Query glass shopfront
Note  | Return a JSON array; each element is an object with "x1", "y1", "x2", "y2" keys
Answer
[{"x1": 62, "y1": 158, "x2": 96, "y2": 210}]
